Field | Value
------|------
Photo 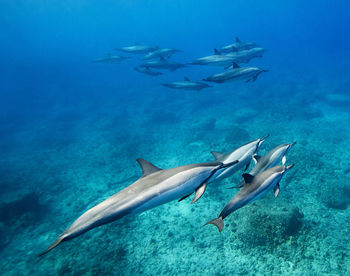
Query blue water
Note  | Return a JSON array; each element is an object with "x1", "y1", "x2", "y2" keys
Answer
[{"x1": 1, "y1": 1, "x2": 349, "y2": 275}]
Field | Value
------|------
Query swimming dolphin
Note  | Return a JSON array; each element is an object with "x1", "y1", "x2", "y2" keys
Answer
[
  {"x1": 210, "y1": 135, "x2": 269, "y2": 182},
  {"x1": 139, "y1": 56, "x2": 185, "y2": 71},
  {"x1": 219, "y1": 37, "x2": 259, "y2": 53},
  {"x1": 92, "y1": 54, "x2": 129, "y2": 63},
  {"x1": 231, "y1": 142, "x2": 296, "y2": 188},
  {"x1": 142, "y1": 48, "x2": 180, "y2": 60},
  {"x1": 224, "y1": 47, "x2": 266, "y2": 68},
  {"x1": 203, "y1": 63, "x2": 268, "y2": 83},
  {"x1": 187, "y1": 49, "x2": 236, "y2": 67},
  {"x1": 116, "y1": 43, "x2": 158, "y2": 54},
  {"x1": 205, "y1": 164, "x2": 294, "y2": 232},
  {"x1": 134, "y1": 66, "x2": 163, "y2": 76},
  {"x1": 39, "y1": 159, "x2": 238, "y2": 255},
  {"x1": 162, "y1": 77, "x2": 211, "y2": 91}
]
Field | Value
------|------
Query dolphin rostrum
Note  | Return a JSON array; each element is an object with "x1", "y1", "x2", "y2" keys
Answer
[
  {"x1": 203, "y1": 63, "x2": 268, "y2": 83},
  {"x1": 162, "y1": 77, "x2": 211, "y2": 91},
  {"x1": 142, "y1": 48, "x2": 180, "y2": 60},
  {"x1": 231, "y1": 142, "x2": 296, "y2": 188},
  {"x1": 139, "y1": 56, "x2": 185, "y2": 71},
  {"x1": 116, "y1": 43, "x2": 159, "y2": 54},
  {"x1": 39, "y1": 159, "x2": 238, "y2": 255},
  {"x1": 219, "y1": 37, "x2": 259, "y2": 53},
  {"x1": 92, "y1": 53, "x2": 129, "y2": 63},
  {"x1": 205, "y1": 164, "x2": 295, "y2": 232},
  {"x1": 210, "y1": 135, "x2": 269, "y2": 182},
  {"x1": 134, "y1": 66, "x2": 163, "y2": 76}
]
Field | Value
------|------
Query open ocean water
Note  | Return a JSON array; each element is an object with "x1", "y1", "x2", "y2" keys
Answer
[{"x1": 0, "y1": 1, "x2": 349, "y2": 275}]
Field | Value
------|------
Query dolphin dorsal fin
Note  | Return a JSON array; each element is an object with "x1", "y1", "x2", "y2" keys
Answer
[
  {"x1": 235, "y1": 37, "x2": 241, "y2": 43},
  {"x1": 210, "y1": 151, "x2": 228, "y2": 162},
  {"x1": 242, "y1": 173, "x2": 254, "y2": 184},
  {"x1": 253, "y1": 154, "x2": 261, "y2": 164},
  {"x1": 232, "y1": 62, "x2": 240, "y2": 69},
  {"x1": 136, "y1": 159, "x2": 162, "y2": 177},
  {"x1": 214, "y1": 48, "x2": 221, "y2": 55},
  {"x1": 184, "y1": 76, "x2": 190, "y2": 81}
]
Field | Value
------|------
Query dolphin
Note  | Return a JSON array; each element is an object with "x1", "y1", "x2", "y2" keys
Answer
[
  {"x1": 162, "y1": 77, "x2": 211, "y2": 91},
  {"x1": 134, "y1": 66, "x2": 163, "y2": 76},
  {"x1": 142, "y1": 48, "x2": 180, "y2": 60},
  {"x1": 219, "y1": 37, "x2": 259, "y2": 53},
  {"x1": 39, "y1": 159, "x2": 238, "y2": 255},
  {"x1": 203, "y1": 63, "x2": 268, "y2": 83},
  {"x1": 187, "y1": 49, "x2": 236, "y2": 67},
  {"x1": 224, "y1": 47, "x2": 266, "y2": 68},
  {"x1": 139, "y1": 56, "x2": 185, "y2": 71},
  {"x1": 210, "y1": 135, "x2": 269, "y2": 182},
  {"x1": 231, "y1": 142, "x2": 296, "y2": 188},
  {"x1": 116, "y1": 43, "x2": 158, "y2": 54},
  {"x1": 92, "y1": 54, "x2": 129, "y2": 63},
  {"x1": 205, "y1": 164, "x2": 295, "y2": 232}
]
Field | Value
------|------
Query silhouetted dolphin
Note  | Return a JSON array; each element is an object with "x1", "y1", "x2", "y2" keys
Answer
[
  {"x1": 139, "y1": 56, "x2": 185, "y2": 71},
  {"x1": 162, "y1": 77, "x2": 211, "y2": 91},
  {"x1": 116, "y1": 43, "x2": 158, "y2": 54},
  {"x1": 210, "y1": 135, "x2": 269, "y2": 182},
  {"x1": 205, "y1": 164, "x2": 294, "y2": 232},
  {"x1": 142, "y1": 48, "x2": 180, "y2": 60},
  {"x1": 134, "y1": 66, "x2": 163, "y2": 76},
  {"x1": 92, "y1": 53, "x2": 129, "y2": 63},
  {"x1": 231, "y1": 142, "x2": 296, "y2": 188},
  {"x1": 219, "y1": 37, "x2": 259, "y2": 53},
  {"x1": 203, "y1": 63, "x2": 268, "y2": 83},
  {"x1": 39, "y1": 159, "x2": 238, "y2": 255}
]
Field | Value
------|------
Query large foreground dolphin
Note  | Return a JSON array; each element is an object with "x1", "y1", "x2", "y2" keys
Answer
[
  {"x1": 206, "y1": 164, "x2": 294, "y2": 232},
  {"x1": 162, "y1": 77, "x2": 211, "y2": 91},
  {"x1": 203, "y1": 63, "x2": 268, "y2": 83},
  {"x1": 116, "y1": 43, "x2": 158, "y2": 54},
  {"x1": 219, "y1": 37, "x2": 259, "y2": 53},
  {"x1": 210, "y1": 135, "x2": 269, "y2": 182},
  {"x1": 40, "y1": 159, "x2": 237, "y2": 255},
  {"x1": 232, "y1": 142, "x2": 296, "y2": 188}
]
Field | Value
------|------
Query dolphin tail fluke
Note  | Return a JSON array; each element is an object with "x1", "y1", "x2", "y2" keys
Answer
[
  {"x1": 204, "y1": 217, "x2": 224, "y2": 232},
  {"x1": 38, "y1": 236, "x2": 65, "y2": 257}
]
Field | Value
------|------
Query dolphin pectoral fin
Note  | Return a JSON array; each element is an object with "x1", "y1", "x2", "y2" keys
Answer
[
  {"x1": 274, "y1": 183, "x2": 280, "y2": 198},
  {"x1": 252, "y1": 75, "x2": 258, "y2": 82},
  {"x1": 242, "y1": 173, "x2": 254, "y2": 184},
  {"x1": 246, "y1": 78, "x2": 251, "y2": 83},
  {"x1": 253, "y1": 154, "x2": 261, "y2": 164},
  {"x1": 204, "y1": 217, "x2": 224, "y2": 232},
  {"x1": 191, "y1": 183, "x2": 207, "y2": 204},
  {"x1": 136, "y1": 159, "x2": 162, "y2": 178},
  {"x1": 178, "y1": 193, "x2": 192, "y2": 202},
  {"x1": 244, "y1": 160, "x2": 251, "y2": 171},
  {"x1": 282, "y1": 156, "x2": 286, "y2": 165}
]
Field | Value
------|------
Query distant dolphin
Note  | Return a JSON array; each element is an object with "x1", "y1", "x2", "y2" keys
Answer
[
  {"x1": 139, "y1": 56, "x2": 185, "y2": 71},
  {"x1": 134, "y1": 66, "x2": 163, "y2": 76},
  {"x1": 210, "y1": 135, "x2": 269, "y2": 182},
  {"x1": 219, "y1": 37, "x2": 259, "y2": 53},
  {"x1": 205, "y1": 164, "x2": 294, "y2": 232},
  {"x1": 39, "y1": 159, "x2": 238, "y2": 255},
  {"x1": 203, "y1": 63, "x2": 268, "y2": 83},
  {"x1": 162, "y1": 77, "x2": 211, "y2": 91},
  {"x1": 142, "y1": 48, "x2": 180, "y2": 60},
  {"x1": 92, "y1": 54, "x2": 129, "y2": 63},
  {"x1": 187, "y1": 49, "x2": 236, "y2": 67},
  {"x1": 231, "y1": 142, "x2": 296, "y2": 188},
  {"x1": 224, "y1": 47, "x2": 266, "y2": 68},
  {"x1": 116, "y1": 43, "x2": 159, "y2": 54}
]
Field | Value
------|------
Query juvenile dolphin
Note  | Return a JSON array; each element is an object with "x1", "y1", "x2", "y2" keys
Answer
[
  {"x1": 188, "y1": 49, "x2": 236, "y2": 67},
  {"x1": 139, "y1": 56, "x2": 185, "y2": 71},
  {"x1": 142, "y1": 48, "x2": 180, "y2": 60},
  {"x1": 92, "y1": 54, "x2": 129, "y2": 63},
  {"x1": 134, "y1": 66, "x2": 163, "y2": 76},
  {"x1": 39, "y1": 159, "x2": 238, "y2": 255},
  {"x1": 210, "y1": 135, "x2": 269, "y2": 182},
  {"x1": 224, "y1": 47, "x2": 266, "y2": 68},
  {"x1": 205, "y1": 164, "x2": 294, "y2": 232},
  {"x1": 219, "y1": 37, "x2": 259, "y2": 53},
  {"x1": 162, "y1": 77, "x2": 211, "y2": 91},
  {"x1": 232, "y1": 142, "x2": 296, "y2": 188},
  {"x1": 116, "y1": 43, "x2": 158, "y2": 54},
  {"x1": 203, "y1": 63, "x2": 268, "y2": 83}
]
